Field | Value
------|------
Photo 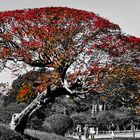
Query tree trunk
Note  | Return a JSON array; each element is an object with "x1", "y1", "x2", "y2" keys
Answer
[
  {"x1": 9, "y1": 88, "x2": 51, "y2": 133},
  {"x1": 9, "y1": 84, "x2": 70, "y2": 134}
]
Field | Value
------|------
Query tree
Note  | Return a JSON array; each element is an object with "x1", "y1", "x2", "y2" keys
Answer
[
  {"x1": 96, "y1": 108, "x2": 131, "y2": 131},
  {"x1": 98, "y1": 65, "x2": 140, "y2": 109},
  {"x1": 0, "y1": 7, "x2": 140, "y2": 133}
]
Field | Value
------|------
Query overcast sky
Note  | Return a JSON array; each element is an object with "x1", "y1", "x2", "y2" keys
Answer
[
  {"x1": 0, "y1": 0, "x2": 140, "y2": 84},
  {"x1": 0, "y1": 0, "x2": 140, "y2": 37}
]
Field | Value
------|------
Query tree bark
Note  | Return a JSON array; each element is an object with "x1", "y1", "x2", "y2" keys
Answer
[
  {"x1": 9, "y1": 78, "x2": 78, "y2": 134},
  {"x1": 9, "y1": 88, "x2": 51, "y2": 133}
]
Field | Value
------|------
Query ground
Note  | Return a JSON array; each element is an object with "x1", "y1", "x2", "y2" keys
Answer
[{"x1": 67, "y1": 131, "x2": 140, "y2": 139}]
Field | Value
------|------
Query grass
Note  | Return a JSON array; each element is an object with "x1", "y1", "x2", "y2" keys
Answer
[
  {"x1": 25, "y1": 128, "x2": 76, "y2": 140},
  {"x1": 0, "y1": 123, "x2": 76, "y2": 140}
]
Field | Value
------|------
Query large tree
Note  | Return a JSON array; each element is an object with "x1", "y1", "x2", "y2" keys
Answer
[{"x1": 0, "y1": 7, "x2": 139, "y2": 133}]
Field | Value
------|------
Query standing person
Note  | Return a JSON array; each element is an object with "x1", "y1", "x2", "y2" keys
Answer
[
  {"x1": 84, "y1": 124, "x2": 89, "y2": 140},
  {"x1": 89, "y1": 127, "x2": 95, "y2": 140},
  {"x1": 76, "y1": 124, "x2": 82, "y2": 140},
  {"x1": 111, "y1": 131, "x2": 114, "y2": 139}
]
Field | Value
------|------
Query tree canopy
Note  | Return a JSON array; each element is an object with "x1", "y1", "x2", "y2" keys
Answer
[{"x1": 0, "y1": 7, "x2": 139, "y2": 108}]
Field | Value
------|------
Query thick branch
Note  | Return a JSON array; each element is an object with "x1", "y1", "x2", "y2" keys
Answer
[
  {"x1": 61, "y1": 80, "x2": 88, "y2": 99},
  {"x1": 28, "y1": 60, "x2": 52, "y2": 67},
  {"x1": 0, "y1": 40, "x2": 20, "y2": 49},
  {"x1": 10, "y1": 88, "x2": 49, "y2": 133}
]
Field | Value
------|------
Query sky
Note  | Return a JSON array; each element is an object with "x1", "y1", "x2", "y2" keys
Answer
[
  {"x1": 0, "y1": 0, "x2": 140, "y2": 84},
  {"x1": 0, "y1": 0, "x2": 140, "y2": 37}
]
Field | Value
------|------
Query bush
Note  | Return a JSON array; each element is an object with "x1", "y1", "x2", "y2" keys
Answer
[
  {"x1": 42, "y1": 121, "x2": 53, "y2": 133},
  {"x1": 42, "y1": 113, "x2": 73, "y2": 136},
  {"x1": 0, "y1": 125, "x2": 26, "y2": 140},
  {"x1": 28, "y1": 117, "x2": 44, "y2": 131},
  {"x1": 0, "y1": 102, "x2": 27, "y2": 124}
]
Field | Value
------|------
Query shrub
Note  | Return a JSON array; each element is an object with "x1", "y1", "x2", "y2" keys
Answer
[
  {"x1": 28, "y1": 117, "x2": 44, "y2": 131},
  {"x1": 42, "y1": 113, "x2": 73, "y2": 136},
  {"x1": 0, "y1": 102, "x2": 27, "y2": 124},
  {"x1": 42, "y1": 121, "x2": 53, "y2": 133}
]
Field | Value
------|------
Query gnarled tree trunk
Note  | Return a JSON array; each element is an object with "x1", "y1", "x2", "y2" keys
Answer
[
  {"x1": 9, "y1": 88, "x2": 51, "y2": 133},
  {"x1": 9, "y1": 77, "x2": 80, "y2": 134}
]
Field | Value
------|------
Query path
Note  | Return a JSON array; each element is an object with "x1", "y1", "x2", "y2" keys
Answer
[{"x1": 67, "y1": 131, "x2": 140, "y2": 139}]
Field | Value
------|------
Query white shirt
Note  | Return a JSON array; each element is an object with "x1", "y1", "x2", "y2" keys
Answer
[{"x1": 90, "y1": 127, "x2": 95, "y2": 134}]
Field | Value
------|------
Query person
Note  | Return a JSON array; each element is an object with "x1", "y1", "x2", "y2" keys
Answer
[
  {"x1": 76, "y1": 124, "x2": 82, "y2": 140},
  {"x1": 83, "y1": 124, "x2": 89, "y2": 140},
  {"x1": 111, "y1": 131, "x2": 115, "y2": 139},
  {"x1": 89, "y1": 127, "x2": 95, "y2": 140}
]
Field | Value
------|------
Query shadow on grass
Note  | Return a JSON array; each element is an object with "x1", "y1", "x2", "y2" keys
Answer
[{"x1": 0, "y1": 123, "x2": 76, "y2": 140}]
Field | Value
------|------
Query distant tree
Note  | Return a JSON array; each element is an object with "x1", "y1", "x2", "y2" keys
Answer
[
  {"x1": 98, "y1": 65, "x2": 140, "y2": 109},
  {"x1": 96, "y1": 107, "x2": 131, "y2": 131},
  {"x1": 0, "y1": 7, "x2": 139, "y2": 133}
]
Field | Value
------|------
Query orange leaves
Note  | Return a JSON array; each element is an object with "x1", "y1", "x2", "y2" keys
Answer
[
  {"x1": 49, "y1": 48, "x2": 56, "y2": 54},
  {"x1": 53, "y1": 60, "x2": 61, "y2": 69},
  {"x1": 59, "y1": 53, "x2": 65, "y2": 60},
  {"x1": 53, "y1": 53, "x2": 66, "y2": 69},
  {"x1": 110, "y1": 66, "x2": 140, "y2": 82},
  {"x1": 137, "y1": 74, "x2": 140, "y2": 80},
  {"x1": 67, "y1": 70, "x2": 80, "y2": 82},
  {"x1": 104, "y1": 66, "x2": 140, "y2": 90},
  {"x1": 16, "y1": 83, "x2": 33, "y2": 102},
  {"x1": 37, "y1": 73, "x2": 51, "y2": 86},
  {"x1": 37, "y1": 71, "x2": 61, "y2": 88},
  {"x1": 51, "y1": 71, "x2": 60, "y2": 79},
  {"x1": 98, "y1": 65, "x2": 140, "y2": 107},
  {"x1": 135, "y1": 108, "x2": 140, "y2": 115},
  {"x1": 15, "y1": 71, "x2": 62, "y2": 102},
  {"x1": 36, "y1": 83, "x2": 48, "y2": 93}
]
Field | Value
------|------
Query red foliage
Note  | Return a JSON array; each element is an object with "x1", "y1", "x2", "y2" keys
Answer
[{"x1": 0, "y1": 7, "x2": 139, "y2": 101}]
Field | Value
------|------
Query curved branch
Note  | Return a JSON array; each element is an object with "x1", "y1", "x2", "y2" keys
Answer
[
  {"x1": 0, "y1": 40, "x2": 20, "y2": 49},
  {"x1": 61, "y1": 80, "x2": 88, "y2": 99}
]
